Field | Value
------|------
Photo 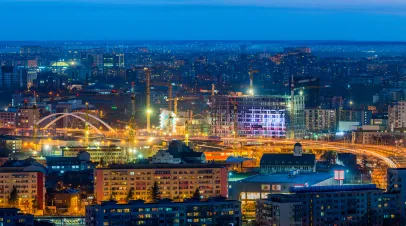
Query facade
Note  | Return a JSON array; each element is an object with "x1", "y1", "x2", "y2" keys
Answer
[
  {"x1": 0, "y1": 66, "x2": 27, "y2": 89},
  {"x1": 260, "y1": 143, "x2": 316, "y2": 174},
  {"x1": 86, "y1": 198, "x2": 241, "y2": 226},
  {"x1": 304, "y1": 109, "x2": 336, "y2": 133},
  {"x1": 0, "y1": 136, "x2": 22, "y2": 151},
  {"x1": 389, "y1": 101, "x2": 406, "y2": 131},
  {"x1": 0, "y1": 165, "x2": 45, "y2": 214},
  {"x1": 16, "y1": 107, "x2": 40, "y2": 129},
  {"x1": 210, "y1": 93, "x2": 305, "y2": 139},
  {"x1": 150, "y1": 140, "x2": 206, "y2": 164},
  {"x1": 94, "y1": 164, "x2": 228, "y2": 203},
  {"x1": 387, "y1": 168, "x2": 406, "y2": 221},
  {"x1": 0, "y1": 208, "x2": 34, "y2": 226},
  {"x1": 338, "y1": 109, "x2": 372, "y2": 126},
  {"x1": 256, "y1": 194, "x2": 302, "y2": 226},
  {"x1": 60, "y1": 146, "x2": 127, "y2": 163},
  {"x1": 46, "y1": 151, "x2": 94, "y2": 174},
  {"x1": 0, "y1": 110, "x2": 17, "y2": 128},
  {"x1": 228, "y1": 172, "x2": 336, "y2": 219},
  {"x1": 291, "y1": 185, "x2": 384, "y2": 226}
]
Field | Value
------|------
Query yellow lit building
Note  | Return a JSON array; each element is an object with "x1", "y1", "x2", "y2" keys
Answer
[{"x1": 61, "y1": 146, "x2": 127, "y2": 164}]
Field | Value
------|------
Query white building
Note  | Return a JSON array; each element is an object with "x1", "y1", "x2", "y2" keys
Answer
[{"x1": 389, "y1": 101, "x2": 406, "y2": 131}]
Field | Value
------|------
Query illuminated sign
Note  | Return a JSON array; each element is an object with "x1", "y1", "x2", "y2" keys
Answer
[
  {"x1": 334, "y1": 170, "x2": 345, "y2": 180},
  {"x1": 261, "y1": 184, "x2": 270, "y2": 191},
  {"x1": 271, "y1": 184, "x2": 281, "y2": 191}
]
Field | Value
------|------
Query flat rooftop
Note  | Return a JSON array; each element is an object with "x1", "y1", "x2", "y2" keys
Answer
[
  {"x1": 290, "y1": 184, "x2": 379, "y2": 193},
  {"x1": 236, "y1": 172, "x2": 333, "y2": 185},
  {"x1": 98, "y1": 163, "x2": 227, "y2": 170}
]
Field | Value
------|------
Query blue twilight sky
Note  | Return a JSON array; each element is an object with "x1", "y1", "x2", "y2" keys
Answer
[{"x1": 1, "y1": 0, "x2": 406, "y2": 41}]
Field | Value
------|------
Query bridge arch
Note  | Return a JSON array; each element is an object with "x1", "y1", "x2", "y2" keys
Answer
[
  {"x1": 35, "y1": 112, "x2": 115, "y2": 133},
  {"x1": 41, "y1": 113, "x2": 103, "y2": 135}
]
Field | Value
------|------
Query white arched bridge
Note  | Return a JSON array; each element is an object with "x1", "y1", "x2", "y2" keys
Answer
[{"x1": 35, "y1": 112, "x2": 115, "y2": 136}]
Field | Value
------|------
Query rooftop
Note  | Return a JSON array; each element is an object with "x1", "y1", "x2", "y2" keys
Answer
[
  {"x1": 290, "y1": 184, "x2": 379, "y2": 193},
  {"x1": 260, "y1": 153, "x2": 316, "y2": 166},
  {"x1": 236, "y1": 172, "x2": 333, "y2": 185},
  {"x1": 98, "y1": 163, "x2": 226, "y2": 170}
]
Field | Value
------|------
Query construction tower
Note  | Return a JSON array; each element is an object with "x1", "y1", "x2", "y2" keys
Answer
[
  {"x1": 145, "y1": 68, "x2": 151, "y2": 133},
  {"x1": 128, "y1": 82, "x2": 136, "y2": 144},
  {"x1": 84, "y1": 102, "x2": 90, "y2": 146}
]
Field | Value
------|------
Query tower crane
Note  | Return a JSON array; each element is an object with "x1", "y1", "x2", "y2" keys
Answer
[
  {"x1": 165, "y1": 96, "x2": 200, "y2": 115},
  {"x1": 128, "y1": 81, "x2": 136, "y2": 146},
  {"x1": 248, "y1": 67, "x2": 259, "y2": 96},
  {"x1": 200, "y1": 84, "x2": 218, "y2": 96},
  {"x1": 151, "y1": 82, "x2": 182, "y2": 112}
]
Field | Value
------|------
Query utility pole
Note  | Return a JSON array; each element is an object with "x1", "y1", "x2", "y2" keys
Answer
[
  {"x1": 248, "y1": 67, "x2": 258, "y2": 96},
  {"x1": 145, "y1": 68, "x2": 151, "y2": 134}
]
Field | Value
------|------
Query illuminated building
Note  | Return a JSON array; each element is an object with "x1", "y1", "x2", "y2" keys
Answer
[
  {"x1": 260, "y1": 143, "x2": 316, "y2": 174},
  {"x1": 228, "y1": 172, "x2": 335, "y2": 219},
  {"x1": 46, "y1": 151, "x2": 94, "y2": 174},
  {"x1": 0, "y1": 136, "x2": 22, "y2": 151},
  {"x1": 387, "y1": 168, "x2": 406, "y2": 222},
  {"x1": 210, "y1": 93, "x2": 305, "y2": 139},
  {"x1": 0, "y1": 159, "x2": 46, "y2": 214},
  {"x1": 86, "y1": 198, "x2": 241, "y2": 226},
  {"x1": 256, "y1": 194, "x2": 303, "y2": 226},
  {"x1": 60, "y1": 146, "x2": 127, "y2": 164},
  {"x1": 0, "y1": 110, "x2": 17, "y2": 128},
  {"x1": 0, "y1": 208, "x2": 34, "y2": 226},
  {"x1": 304, "y1": 109, "x2": 336, "y2": 133},
  {"x1": 150, "y1": 140, "x2": 206, "y2": 164},
  {"x1": 94, "y1": 164, "x2": 228, "y2": 203},
  {"x1": 16, "y1": 107, "x2": 40, "y2": 129},
  {"x1": 289, "y1": 185, "x2": 384, "y2": 226}
]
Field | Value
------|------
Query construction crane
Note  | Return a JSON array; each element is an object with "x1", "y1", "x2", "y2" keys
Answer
[
  {"x1": 165, "y1": 96, "x2": 199, "y2": 115},
  {"x1": 32, "y1": 91, "x2": 38, "y2": 150},
  {"x1": 151, "y1": 82, "x2": 182, "y2": 112},
  {"x1": 128, "y1": 81, "x2": 136, "y2": 145},
  {"x1": 145, "y1": 68, "x2": 151, "y2": 134},
  {"x1": 288, "y1": 76, "x2": 330, "y2": 139},
  {"x1": 248, "y1": 68, "x2": 259, "y2": 96},
  {"x1": 84, "y1": 102, "x2": 90, "y2": 146},
  {"x1": 200, "y1": 84, "x2": 218, "y2": 96},
  {"x1": 230, "y1": 98, "x2": 238, "y2": 138}
]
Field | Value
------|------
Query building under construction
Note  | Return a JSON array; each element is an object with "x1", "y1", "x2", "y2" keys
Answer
[{"x1": 210, "y1": 92, "x2": 305, "y2": 139}]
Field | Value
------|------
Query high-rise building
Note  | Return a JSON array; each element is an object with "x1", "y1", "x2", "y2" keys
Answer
[
  {"x1": 290, "y1": 185, "x2": 384, "y2": 226},
  {"x1": 210, "y1": 93, "x2": 305, "y2": 139},
  {"x1": 86, "y1": 198, "x2": 242, "y2": 226},
  {"x1": 16, "y1": 107, "x2": 40, "y2": 129},
  {"x1": 0, "y1": 159, "x2": 46, "y2": 214},
  {"x1": 388, "y1": 101, "x2": 406, "y2": 131},
  {"x1": 305, "y1": 109, "x2": 337, "y2": 133},
  {"x1": 387, "y1": 168, "x2": 406, "y2": 221},
  {"x1": 0, "y1": 66, "x2": 27, "y2": 89},
  {"x1": 94, "y1": 164, "x2": 228, "y2": 203},
  {"x1": 256, "y1": 194, "x2": 303, "y2": 226}
]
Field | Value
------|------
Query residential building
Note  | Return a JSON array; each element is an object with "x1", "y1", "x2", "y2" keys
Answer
[
  {"x1": 94, "y1": 164, "x2": 227, "y2": 203},
  {"x1": 60, "y1": 146, "x2": 127, "y2": 164},
  {"x1": 0, "y1": 66, "x2": 27, "y2": 89},
  {"x1": 85, "y1": 198, "x2": 241, "y2": 226},
  {"x1": 210, "y1": 93, "x2": 305, "y2": 139},
  {"x1": 0, "y1": 135, "x2": 22, "y2": 151},
  {"x1": 260, "y1": 143, "x2": 316, "y2": 174},
  {"x1": 0, "y1": 109, "x2": 17, "y2": 128},
  {"x1": 16, "y1": 107, "x2": 40, "y2": 129},
  {"x1": 0, "y1": 208, "x2": 34, "y2": 226},
  {"x1": 228, "y1": 172, "x2": 336, "y2": 219},
  {"x1": 389, "y1": 101, "x2": 406, "y2": 131},
  {"x1": 46, "y1": 151, "x2": 94, "y2": 174},
  {"x1": 256, "y1": 194, "x2": 302, "y2": 226},
  {"x1": 0, "y1": 158, "x2": 46, "y2": 214},
  {"x1": 305, "y1": 109, "x2": 336, "y2": 133},
  {"x1": 53, "y1": 189, "x2": 81, "y2": 215},
  {"x1": 387, "y1": 168, "x2": 406, "y2": 222},
  {"x1": 291, "y1": 185, "x2": 384, "y2": 226},
  {"x1": 150, "y1": 140, "x2": 206, "y2": 164}
]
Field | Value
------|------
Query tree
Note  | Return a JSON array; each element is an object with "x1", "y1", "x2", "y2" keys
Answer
[
  {"x1": 9, "y1": 186, "x2": 18, "y2": 207},
  {"x1": 192, "y1": 188, "x2": 201, "y2": 200},
  {"x1": 109, "y1": 194, "x2": 115, "y2": 201},
  {"x1": 148, "y1": 181, "x2": 161, "y2": 203},
  {"x1": 126, "y1": 188, "x2": 134, "y2": 202},
  {"x1": 32, "y1": 198, "x2": 38, "y2": 214},
  {"x1": 320, "y1": 151, "x2": 337, "y2": 165},
  {"x1": 99, "y1": 158, "x2": 105, "y2": 167}
]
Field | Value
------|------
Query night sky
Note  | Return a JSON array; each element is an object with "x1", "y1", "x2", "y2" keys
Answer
[{"x1": 1, "y1": 0, "x2": 406, "y2": 41}]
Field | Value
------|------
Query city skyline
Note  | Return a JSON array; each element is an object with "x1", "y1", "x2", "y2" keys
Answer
[{"x1": 1, "y1": 0, "x2": 406, "y2": 41}]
